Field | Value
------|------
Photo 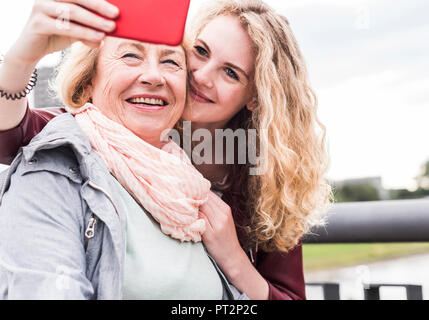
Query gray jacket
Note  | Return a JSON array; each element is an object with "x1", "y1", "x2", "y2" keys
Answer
[{"x1": 0, "y1": 113, "x2": 247, "y2": 300}]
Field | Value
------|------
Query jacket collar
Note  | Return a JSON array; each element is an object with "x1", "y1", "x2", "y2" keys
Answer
[{"x1": 22, "y1": 113, "x2": 92, "y2": 166}]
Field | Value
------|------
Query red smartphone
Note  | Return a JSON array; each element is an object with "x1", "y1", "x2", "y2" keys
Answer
[{"x1": 106, "y1": 0, "x2": 191, "y2": 46}]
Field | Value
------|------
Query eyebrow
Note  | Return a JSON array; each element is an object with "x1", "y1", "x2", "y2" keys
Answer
[
  {"x1": 117, "y1": 41, "x2": 145, "y2": 53},
  {"x1": 197, "y1": 39, "x2": 250, "y2": 81},
  {"x1": 117, "y1": 42, "x2": 185, "y2": 60},
  {"x1": 160, "y1": 49, "x2": 185, "y2": 60}
]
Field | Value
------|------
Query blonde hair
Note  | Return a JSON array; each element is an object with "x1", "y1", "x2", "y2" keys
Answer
[
  {"x1": 189, "y1": 0, "x2": 332, "y2": 252},
  {"x1": 52, "y1": 43, "x2": 100, "y2": 110}
]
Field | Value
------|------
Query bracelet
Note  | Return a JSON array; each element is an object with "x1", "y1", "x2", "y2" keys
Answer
[{"x1": 0, "y1": 55, "x2": 38, "y2": 101}]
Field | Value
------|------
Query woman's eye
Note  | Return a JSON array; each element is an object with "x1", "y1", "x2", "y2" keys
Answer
[
  {"x1": 162, "y1": 59, "x2": 180, "y2": 67},
  {"x1": 225, "y1": 67, "x2": 239, "y2": 81},
  {"x1": 194, "y1": 46, "x2": 208, "y2": 57},
  {"x1": 122, "y1": 53, "x2": 141, "y2": 59}
]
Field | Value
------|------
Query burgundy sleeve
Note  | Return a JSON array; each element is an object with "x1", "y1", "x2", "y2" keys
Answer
[
  {"x1": 221, "y1": 189, "x2": 306, "y2": 300},
  {"x1": 0, "y1": 105, "x2": 65, "y2": 165},
  {"x1": 256, "y1": 242, "x2": 306, "y2": 300}
]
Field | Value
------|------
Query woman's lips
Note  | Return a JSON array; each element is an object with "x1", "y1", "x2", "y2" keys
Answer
[
  {"x1": 126, "y1": 102, "x2": 165, "y2": 111},
  {"x1": 190, "y1": 86, "x2": 214, "y2": 104}
]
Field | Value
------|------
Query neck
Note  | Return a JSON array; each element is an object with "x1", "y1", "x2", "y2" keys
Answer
[
  {"x1": 184, "y1": 121, "x2": 233, "y2": 184},
  {"x1": 190, "y1": 120, "x2": 229, "y2": 134},
  {"x1": 138, "y1": 134, "x2": 167, "y2": 150}
]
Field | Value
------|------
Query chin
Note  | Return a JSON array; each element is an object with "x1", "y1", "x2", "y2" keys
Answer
[{"x1": 182, "y1": 104, "x2": 209, "y2": 122}]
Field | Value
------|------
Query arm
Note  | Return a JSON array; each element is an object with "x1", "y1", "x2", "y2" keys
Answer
[
  {"x1": 200, "y1": 191, "x2": 306, "y2": 300},
  {"x1": 0, "y1": 170, "x2": 93, "y2": 299},
  {"x1": 200, "y1": 191, "x2": 269, "y2": 300},
  {"x1": 220, "y1": 244, "x2": 306, "y2": 300},
  {"x1": 256, "y1": 242, "x2": 306, "y2": 300},
  {"x1": 0, "y1": 106, "x2": 64, "y2": 164},
  {"x1": 0, "y1": 0, "x2": 118, "y2": 129},
  {"x1": 0, "y1": 56, "x2": 37, "y2": 131}
]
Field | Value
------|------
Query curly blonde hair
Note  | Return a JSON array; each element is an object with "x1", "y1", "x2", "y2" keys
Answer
[
  {"x1": 51, "y1": 43, "x2": 100, "y2": 110},
  {"x1": 188, "y1": 0, "x2": 332, "y2": 252}
]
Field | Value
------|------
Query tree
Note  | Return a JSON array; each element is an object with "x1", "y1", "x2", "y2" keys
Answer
[
  {"x1": 389, "y1": 160, "x2": 429, "y2": 200},
  {"x1": 334, "y1": 183, "x2": 381, "y2": 203},
  {"x1": 416, "y1": 160, "x2": 429, "y2": 190}
]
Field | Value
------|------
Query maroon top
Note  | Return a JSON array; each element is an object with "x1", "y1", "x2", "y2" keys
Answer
[{"x1": 0, "y1": 106, "x2": 306, "y2": 300}]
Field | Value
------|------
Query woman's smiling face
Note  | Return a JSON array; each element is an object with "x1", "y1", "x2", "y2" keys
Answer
[
  {"x1": 182, "y1": 15, "x2": 256, "y2": 128},
  {"x1": 90, "y1": 37, "x2": 187, "y2": 148}
]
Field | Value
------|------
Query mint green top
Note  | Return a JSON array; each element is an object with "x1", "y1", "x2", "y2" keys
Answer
[{"x1": 109, "y1": 177, "x2": 223, "y2": 300}]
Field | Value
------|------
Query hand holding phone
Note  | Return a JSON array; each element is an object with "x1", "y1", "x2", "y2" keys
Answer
[
  {"x1": 6, "y1": 0, "x2": 118, "y2": 66},
  {"x1": 106, "y1": 0, "x2": 191, "y2": 46}
]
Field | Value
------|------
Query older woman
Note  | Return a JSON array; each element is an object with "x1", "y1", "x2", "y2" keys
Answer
[{"x1": 0, "y1": 0, "x2": 246, "y2": 299}]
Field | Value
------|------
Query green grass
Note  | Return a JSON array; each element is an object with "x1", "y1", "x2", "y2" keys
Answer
[{"x1": 303, "y1": 243, "x2": 429, "y2": 272}]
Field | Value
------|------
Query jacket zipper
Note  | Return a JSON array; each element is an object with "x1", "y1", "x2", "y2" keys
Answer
[
  {"x1": 85, "y1": 214, "x2": 97, "y2": 239},
  {"x1": 88, "y1": 181, "x2": 120, "y2": 217},
  {"x1": 84, "y1": 214, "x2": 97, "y2": 251},
  {"x1": 83, "y1": 181, "x2": 121, "y2": 248}
]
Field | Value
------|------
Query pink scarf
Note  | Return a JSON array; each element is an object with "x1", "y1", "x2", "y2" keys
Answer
[{"x1": 70, "y1": 103, "x2": 210, "y2": 242}]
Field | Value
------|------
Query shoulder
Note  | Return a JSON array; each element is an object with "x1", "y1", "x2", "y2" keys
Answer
[
  {"x1": 30, "y1": 106, "x2": 66, "y2": 122},
  {"x1": 21, "y1": 106, "x2": 67, "y2": 142},
  {"x1": 1, "y1": 117, "x2": 86, "y2": 216},
  {"x1": 0, "y1": 154, "x2": 86, "y2": 239},
  {"x1": 18, "y1": 144, "x2": 83, "y2": 184},
  {"x1": 22, "y1": 112, "x2": 93, "y2": 173},
  {"x1": 2, "y1": 144, "x2": 84, "y2": 206}
]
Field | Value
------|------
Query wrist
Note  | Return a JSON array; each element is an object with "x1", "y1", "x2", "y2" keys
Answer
[
  {"x1": 222, "y1": 247, "x2": 250, "y2": 283},
  {"x1": 222, "y1": 248, "x2": 270, "y2": 300},
  {"x1": 2, "y1": 51, "x2": 38, "y2": 73},
  {"x1": 0, "y1": 53, "x2": 38, "y2": 95}
]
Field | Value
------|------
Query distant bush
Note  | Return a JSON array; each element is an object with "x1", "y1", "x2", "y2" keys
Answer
[{"x1": 334, "y1": 183, "x2": 381, "y2": 202}]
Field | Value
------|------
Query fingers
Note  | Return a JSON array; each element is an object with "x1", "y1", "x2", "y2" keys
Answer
[
  {"x1": 54, "y1": 0, "x2": 119, "y2": 19},
  {"x1": 199, "y1": 194, "x2": 217, "y2": 221},
  {"x1": 200, "y1": 194, "x2": 232, "y2": 233},
  {"x1": 199, "y1": 211, "x2": 214, "y2": 233},
  {"x1": 36, "y1": 17, "x2": 106, "y2": 43},
  {"x1": 207, "y1": 191, "x2": 231, "y2": 216},
  {"x1": 41, "y1": 1, "x2": 116, "y2": 33},
  {"x1": 199, "y1": 211, "x2": 215, "y2": 244}
]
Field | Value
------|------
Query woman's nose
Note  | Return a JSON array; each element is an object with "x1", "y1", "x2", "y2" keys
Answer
[
  {"x1": 191, "y1": 63, "x2": 214, "y2": 89},
  {"x1": 138, "y1": 63, "x2": 166, "y2": 87}
]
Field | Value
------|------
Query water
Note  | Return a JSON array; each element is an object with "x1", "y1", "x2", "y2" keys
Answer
[{"x1": 305, "y1": 252, "x2": 429, "y2": 300}]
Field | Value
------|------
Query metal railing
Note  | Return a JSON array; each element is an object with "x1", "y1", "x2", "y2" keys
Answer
[{"x1": 302, "y1": 199, "x2": 429, "y2": 300}]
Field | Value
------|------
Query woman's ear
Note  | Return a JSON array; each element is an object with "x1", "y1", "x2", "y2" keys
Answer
[{"x1": 246, "y1": 97, "x2": 258, "y2": 111}]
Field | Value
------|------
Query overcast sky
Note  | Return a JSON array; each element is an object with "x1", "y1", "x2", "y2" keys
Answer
[{"x1": 1, "y1": 0, "x2": 428, "y2": 189}]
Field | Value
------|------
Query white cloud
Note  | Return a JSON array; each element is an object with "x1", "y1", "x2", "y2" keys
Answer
[
  {"x1": 0, "y1": 2, "x2": 32, "y2": 54},
  {"x1": 320, "y1": 68, "x2": 429, "y2": 189},
  {"x1": 269, "y1": 0, "x2": 374, "y2": 9}
]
